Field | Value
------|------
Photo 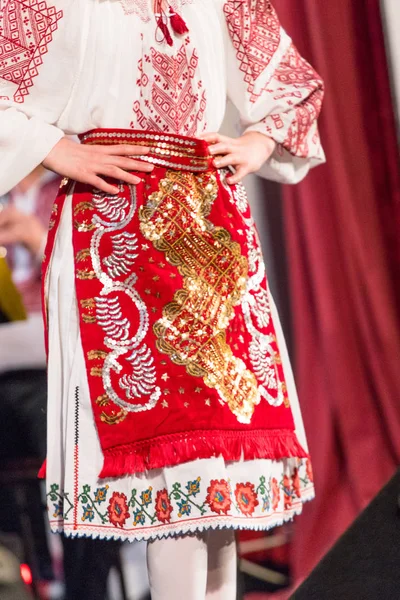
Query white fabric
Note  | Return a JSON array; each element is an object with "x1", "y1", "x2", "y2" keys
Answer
[
  {"x1": 147, "y1": 530, "x2": 237, "y2": 600},
  {"x1": 44, "y1": 191, "x2": 314, "y2": 542},
  {"x1": 0, "y1": 0, "x2": 325, "y2": 196}
]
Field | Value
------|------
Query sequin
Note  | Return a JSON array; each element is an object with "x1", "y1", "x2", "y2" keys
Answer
[
  {"x1": 88, "y1": 184, "x2": 161, "y2": 418},
  {"x1": 139, "y1": 170, "x2": 260, "y2": 424},
  {"x1": 220, "y1": 171, "x2": 287, "y2": 408}
]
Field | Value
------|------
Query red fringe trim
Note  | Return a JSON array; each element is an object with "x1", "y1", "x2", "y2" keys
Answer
[
  {"x1": 38, "y1": 459, "x2": 47, "y2": 479},
  {"x1": 99, "y1": 429, "x2": 308, "y2": 479}
]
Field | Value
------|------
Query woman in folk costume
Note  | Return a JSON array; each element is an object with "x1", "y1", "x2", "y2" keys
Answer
[{"x1": 0, "y1": 0, "x2": 324, "y2": 596}]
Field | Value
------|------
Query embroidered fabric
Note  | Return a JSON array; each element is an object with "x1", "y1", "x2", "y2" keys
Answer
[
  {"x1": 44, "y1": 192, "x2": 314, "y2": 541},
  {"x1": 0, "y1": 0, "x2": 325, "y2": 192},
  {"x1": 118, "y1": 0, "x2": 192, "y2": 23},
  {"x1": 43, "y1": 133, "x2": 306, "y2": 480},
  {"x1": 119, "y1": 0, "x2": 151, "y2": 21},
  {"x1": 132, "y1": 42, "x2": 207, "y2": 135},
  {"x1": 0, "y1": 0, "x2": 63, "y2": 102}
]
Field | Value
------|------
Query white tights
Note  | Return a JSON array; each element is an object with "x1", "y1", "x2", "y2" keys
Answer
[{"x1": 147, "y1": 529, "x2": 237, "y2": 600}]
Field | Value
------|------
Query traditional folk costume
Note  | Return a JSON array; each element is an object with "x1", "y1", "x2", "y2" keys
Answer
[{"x1": 0, "y1": 0, "x2": 324, "y2": 549}]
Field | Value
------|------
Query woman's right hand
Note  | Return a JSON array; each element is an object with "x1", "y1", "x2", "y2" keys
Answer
[{"x1": 42, "y1": 137, "x2": 154, "y2": 194}]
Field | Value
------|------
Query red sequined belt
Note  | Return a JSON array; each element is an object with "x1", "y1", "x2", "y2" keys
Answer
[{"x1": 79, "y1": 129, "x2": 214, "y2": 172}]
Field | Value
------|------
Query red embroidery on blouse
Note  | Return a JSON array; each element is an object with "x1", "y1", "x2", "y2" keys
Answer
[
  {"x1": 274, "y1": 43, "x2": 321, "y2": 90},
  {"x1": 223, "y1": 0, "x2": 280, "y2": 103},
  {"x1": 119, "y1": 0, "x2": 150, "y2": 22},
  {"x1": 131, "y1": 42, "x2": 207, "y2": 135},
  {"x1": 119, "y1": 0, "x2": 192, "y2": 22},
  {"x1": 274, "y1": 44, "x2": 323, "y2": 157},
  {"x1": 0, "y1": 0, "x2": 63, "y2": 103}
]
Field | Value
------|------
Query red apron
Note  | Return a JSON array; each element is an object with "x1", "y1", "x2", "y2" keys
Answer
[{"x1": 42, "y1": 129, "x2": 307, "y2": 478}]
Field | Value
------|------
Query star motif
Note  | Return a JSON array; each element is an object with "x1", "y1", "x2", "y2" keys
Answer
[
  {"x1": 161, "y1": 373, "x2": 169, "y2": 381},
  {"x1": 139, "y1": 266, "x2": 145, "y2": 272},
  {"x1": 161, "y1": 360, "x2": 167, "y2": 365},
  {"x1": 195, "y1": 387, "x2": 202, "y2": 393},
  {"x1": 184, "y1": 402, "x2": 189, "y2": 408},
  {"x1": 237, "y1": 229, "x2": 243, "y2": 235},
  {"x1": 169, "y1": 273, "x2": 177, "y2": 278},
  {"x1": 158, "y1": 262, "x2": 166, "y2": 268},
  {"x1": 161, "y1": 400, "x2": 169, "y2": 408},
  {"x1": 144, "y1": 288, "x2": 151, "y2": 295},
  {"x1": 152, "y1": 275, "x2": 160, "y2": 281},
  {"x1": 179, "y1": 387, "x2": 185, "y2": 394},
  {"x1": 148, "y1": 257, "x2": 155, "y2": 263},
  {"x1": 205, "y1": 399, "x2": 211, "y2": 406},
  {"x1": 141, "y1": 243, "x2": 150, "y2": 250},
  {"x1": 151, "y1": 307, "x2": 157, "y2": 313}
]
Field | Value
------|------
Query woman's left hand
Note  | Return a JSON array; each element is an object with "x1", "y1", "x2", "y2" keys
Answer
[{"x1": 199, "y1": 131, "x2": 276, "y2": 184}]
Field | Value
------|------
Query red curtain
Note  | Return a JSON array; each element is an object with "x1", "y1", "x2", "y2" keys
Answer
[{"x1": 275, "y1": 0, "x2": 400, "y2": 589}]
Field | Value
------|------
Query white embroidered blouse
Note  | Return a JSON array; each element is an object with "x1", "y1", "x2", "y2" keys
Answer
[{"x1": 0, "y1": 0, "x2": 325, "y2": 195}]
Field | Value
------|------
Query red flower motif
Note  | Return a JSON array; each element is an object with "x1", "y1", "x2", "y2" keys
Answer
[
  {"x1": 155, "y1": 489, "x2": 173, "y2": 523},
  {"x1": 235, "y1": 482, "x2": 259, "y2": 516},
  {"x1": 206, "y1": 479, "x2": 232, "y2": 515},
  {"x1": 283, "y1": 475, "x2": 292, "y2": 510},
  {"x1": 271, "y1": 477, "x2": 280, "y2": 511},
  {"x1": 107, "y1": 492, "x2": 130, "y2": 528},
  {"x1": 292, "y1": 468, "x2": 301, "y2": 498},
  {"x1": 306, "y1": 459, "x2": 314, "y2": 483}
]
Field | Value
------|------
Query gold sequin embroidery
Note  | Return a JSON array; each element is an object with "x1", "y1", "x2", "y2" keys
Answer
[
  {"x1": 100, "y1": 409, "x2": 128, "y2": 425},
  {"x1": 76, "y1": 269, "x2": 96, "y2": 280},
  {"x1": 76, "y1": 248, "x2": 91, "y2": 262},
  {"x1": 88, "y1": 350, "x2": 108, "y2": 360},
  {"x1": 139, "y1": 170, "x2": 260, "y2": 424}
]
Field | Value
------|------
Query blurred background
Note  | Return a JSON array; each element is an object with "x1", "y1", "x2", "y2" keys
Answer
[{"x1": 1, "y1": 0, "x2": 400, "y2": 598}]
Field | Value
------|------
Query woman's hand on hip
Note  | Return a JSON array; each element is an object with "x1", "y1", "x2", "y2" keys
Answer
[
  {"x1": 42, "y1": 137, "x2": 154, "y2": 194},
  {"x1": 199, "y1": 131, "x2": 276, "y2": 184}
]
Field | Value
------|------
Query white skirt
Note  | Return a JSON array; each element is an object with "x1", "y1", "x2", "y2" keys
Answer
[{"x1": 45, "y1": 195, "x2": 314, "y2": 542}]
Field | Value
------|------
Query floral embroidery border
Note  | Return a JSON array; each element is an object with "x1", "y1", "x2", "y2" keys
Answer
[{"x1": 48, "y1": 459, "x2": 314, "y2": 534}]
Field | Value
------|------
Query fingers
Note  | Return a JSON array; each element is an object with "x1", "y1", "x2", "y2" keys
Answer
[
  {"x1": 208, "y1": 142, "x2": 236, "y2": 156},
  {"x1": 227, "y1": 166, "x2": 249, "y2": 184},
  {"x1": 100, "y1": 166, "x2": 142, "y2": 186},
  {"x1": 96, "y1": 144, "x2": 150, "y2": 156},
  {"x1": 213, "y1": 153, "x2": 239, "y2": 169},
  {"x1": 110, "y1": 156, "x2": 154, "y2": 173},
  {"x1": 198, "y1": 132, "x2": 231, "y2": 145},
  {"x1": 86, "y1": 176, "x2": 121, "y2": 195}
]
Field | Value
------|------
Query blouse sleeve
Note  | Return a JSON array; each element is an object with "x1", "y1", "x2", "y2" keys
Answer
[
  {"x1": 222, "y1": 0, "x2": 325, "y2": 184},
  {"x1": 0, "y1": 0, "x2": 79, "y2": 195}
]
